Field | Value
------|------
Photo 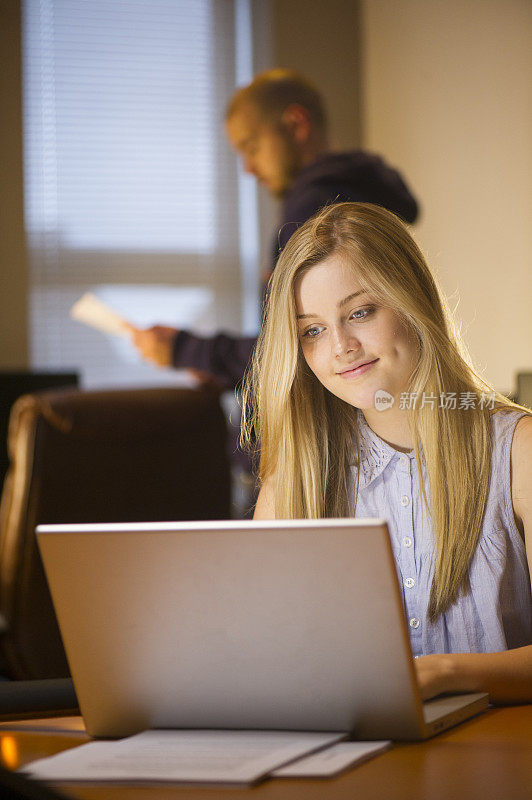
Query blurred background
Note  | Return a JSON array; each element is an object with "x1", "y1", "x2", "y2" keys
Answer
[{"x1": 1, "y1": 0, "x2": 531, "y2": 395}]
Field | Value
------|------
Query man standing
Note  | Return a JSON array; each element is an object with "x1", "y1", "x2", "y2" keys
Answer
[{"x1": 132, "y1": 69, "x2": 418, "y2": 387}]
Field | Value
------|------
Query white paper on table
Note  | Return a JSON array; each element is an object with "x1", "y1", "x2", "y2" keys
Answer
[
  {"x1": 22, "y1": 730, "x2": 345, "y2": 786},
  {"x1": 272, "y1": 740, "x2": 392, "y2": 778},
  {"x1": 70, "y1": 293, "x2": 132, "y2": 338}
]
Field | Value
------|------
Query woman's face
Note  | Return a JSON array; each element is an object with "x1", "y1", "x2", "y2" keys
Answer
[{"x1": 294, "y1": 253, "x2": 419, "y2": 412}]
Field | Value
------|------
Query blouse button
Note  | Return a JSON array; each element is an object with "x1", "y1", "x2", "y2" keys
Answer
[
  {"x1": 405, "y1": 577, "x2": 415, "y2": 588},
  {"x1": 402, "y1": 536, "x2": 413, "y2": 548},
  {"x1": 400, "y1": 495, "x2": 410, "y2": 507},
  {"x1": 409, "y1": 617, "x2": 420, "y2": 629}
]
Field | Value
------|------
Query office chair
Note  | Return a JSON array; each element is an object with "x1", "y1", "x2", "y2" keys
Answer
[
  {"x1": 0, "y1": 371, "x2": 79, "y2": 492},
  {"x1": 0, "y1": 386, "x2": 231, "y2": 681}
]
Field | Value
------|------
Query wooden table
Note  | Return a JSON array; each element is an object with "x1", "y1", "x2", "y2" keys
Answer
[{"x1": 1, "y1": 706, "x2": 531, "y2": 799}]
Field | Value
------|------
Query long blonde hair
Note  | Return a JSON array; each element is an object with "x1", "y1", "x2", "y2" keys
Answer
[{"x1": 242, "y1": 203, "x2": 527, "y2": 620}]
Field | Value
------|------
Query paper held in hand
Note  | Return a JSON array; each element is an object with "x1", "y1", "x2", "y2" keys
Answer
[{"x1": 70, "y1": 293, "x2": 132, "y2": 338}]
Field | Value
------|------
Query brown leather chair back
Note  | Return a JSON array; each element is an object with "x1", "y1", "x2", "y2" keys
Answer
[{"x1": 0, "y1": 386, "x2": 231, "y2": 679}]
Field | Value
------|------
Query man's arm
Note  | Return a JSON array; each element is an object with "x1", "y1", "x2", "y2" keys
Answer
[
  {"x1": 132, "y1": 325, "x2": 258, "y2": 390},
  {"x1": 172, "y1": 330, "x2": 258, "y2": 390}
]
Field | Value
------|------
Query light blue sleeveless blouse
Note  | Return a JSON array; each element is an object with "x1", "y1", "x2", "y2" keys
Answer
[{"x1": 352, "y1": 410, "x2": 532, "y2": 656}]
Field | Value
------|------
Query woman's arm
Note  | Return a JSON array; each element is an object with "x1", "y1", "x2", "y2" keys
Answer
[
  {"x1": 253, "y1": 474, "x2": 276, "y2": 519},
  {"x1": 415, "y1": 646, "x2": 532, "y2": 704},
  {"x1": 416, "y1": 415, "x2": 532, "y2": 704}
]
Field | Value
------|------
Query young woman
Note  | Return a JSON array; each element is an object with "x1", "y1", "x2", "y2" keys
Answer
[{"x1": 243, "y1": 202, "x2": 532, "y2": 704}]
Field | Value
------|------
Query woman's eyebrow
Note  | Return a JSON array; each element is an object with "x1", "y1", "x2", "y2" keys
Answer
[
  {"x1": 296, "y1": 289, "x2": 367, "y2": 320},
  {"x1": 338, "y1": 289, "x2": 367, "y2": 307}
]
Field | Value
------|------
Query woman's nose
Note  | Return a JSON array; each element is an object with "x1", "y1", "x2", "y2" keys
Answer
[{"x1": 332, "y1": 326, "x2": 359, "y2": 357}]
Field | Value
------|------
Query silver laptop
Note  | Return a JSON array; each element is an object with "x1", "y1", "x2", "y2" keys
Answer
[{"x1": 36, "y1": 519, "x2": 488, "y2": 740}]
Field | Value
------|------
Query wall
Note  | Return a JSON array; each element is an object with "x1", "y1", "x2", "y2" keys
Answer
[
  {"x1": 253, "y1": 0, "x2": 363, "y2": 281},
  {"x1": 0, "y1": 0, "x2": 28, "y2": 368},
  {"x1": 361, "y1": 0, "x2": 532, "y2": 393},
  {"x1": 271, "y1": 0, "x2": 362, "y2": 150}
]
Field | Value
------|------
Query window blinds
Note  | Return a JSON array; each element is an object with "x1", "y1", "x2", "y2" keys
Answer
[{"x1": 23, "y1": 0, "x2": 254, "y2": 387}]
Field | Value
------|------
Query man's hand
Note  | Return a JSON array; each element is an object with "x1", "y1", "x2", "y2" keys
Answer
[
  {"x1": 130, "y1": 325, "x2": 225, "y2": 390},
  {"x1": 130, "y1": 325, "x2": 178, "y2": 368}
]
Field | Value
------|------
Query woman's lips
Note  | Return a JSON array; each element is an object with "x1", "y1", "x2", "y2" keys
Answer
[{"x1": 338, "y1": 358, "x2": 379, "y2": 379}]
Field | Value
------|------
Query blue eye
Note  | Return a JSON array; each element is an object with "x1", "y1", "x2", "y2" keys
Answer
[
  {"x1": 350, "y1": 305, "x2": 375, "y2": 321},
  {"x1": 302, "y1": 325, "x2": 324, "y2": 339}
]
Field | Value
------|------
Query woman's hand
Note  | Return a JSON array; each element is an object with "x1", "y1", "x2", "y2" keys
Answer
[
  {"x1": 414, "y1": 654, "x2": 457, "y2": 700},
  {"x1": 415, "y1": 645, "x2": 532, "y2": 704}
]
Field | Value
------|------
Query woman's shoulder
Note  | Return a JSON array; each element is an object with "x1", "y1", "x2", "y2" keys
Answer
[
  {"x1": 510, "y1": 413, "x2": 532, "y2": 473},
  {"x1": 486, "y1": 408, "x2": 530, "y2": 511},
  {"x1": 489, "y1": 406, "x2": 530, "y2": 441},
  {"x1": 513, "y1": 413, "x2": 532, "y2": 435},
  {"x1": 509, "y1": 413, "x2": 532, "y2": 535},
  {"x1": 253, "y1": 473, "x2": 277, "y2": 520}
]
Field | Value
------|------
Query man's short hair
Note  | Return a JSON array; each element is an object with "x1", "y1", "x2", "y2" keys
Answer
[{"x1": 226, "y1": 68, "x2": 327, "y2": 133}]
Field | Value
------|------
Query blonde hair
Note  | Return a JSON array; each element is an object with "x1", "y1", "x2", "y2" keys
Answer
[{"x1": 242, "y1": 202, "x2": 527, "y2": 620}]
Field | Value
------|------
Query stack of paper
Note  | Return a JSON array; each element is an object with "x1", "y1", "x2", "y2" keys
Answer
[
  {"x1": 22, "y1": 730, "x2": 390, "y2": 785},
  {"x1": 272, "y1": 740, "x2": 391, "y2": 778}
]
